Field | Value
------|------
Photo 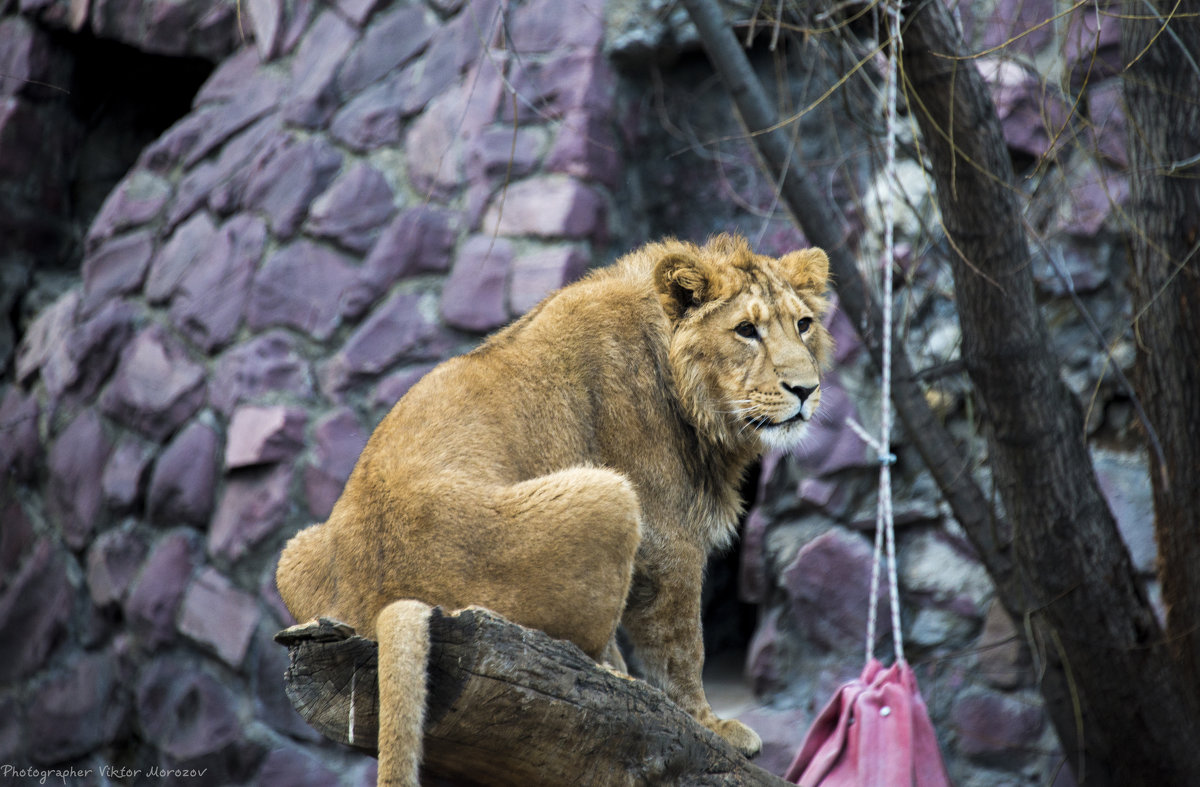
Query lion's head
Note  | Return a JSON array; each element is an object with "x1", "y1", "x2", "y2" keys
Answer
[{"x1": 653, "y1": 234, "x2": 834, "y2": 452}]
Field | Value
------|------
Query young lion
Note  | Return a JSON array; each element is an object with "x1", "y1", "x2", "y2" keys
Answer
[{"x1": 276, "y1": 234, "x2": 834, "y2": 784}]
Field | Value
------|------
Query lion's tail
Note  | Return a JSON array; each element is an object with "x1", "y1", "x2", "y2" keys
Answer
[{"x1": 376, "y1": 599, "x2": 432, "y2": 787}]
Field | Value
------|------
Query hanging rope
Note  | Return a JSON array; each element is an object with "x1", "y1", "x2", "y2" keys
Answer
[{"x1": 854, "y1": 0, "x2": 905, "y2": 668}]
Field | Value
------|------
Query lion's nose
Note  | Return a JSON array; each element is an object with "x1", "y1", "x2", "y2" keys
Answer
[{"x1": 782, "y1": 382, "x2": 817, "y2": 405}]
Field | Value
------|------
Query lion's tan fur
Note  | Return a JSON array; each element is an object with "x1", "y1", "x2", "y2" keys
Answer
[{"x1": 276, "y1": 234, "x2": 833, "y2": 784}]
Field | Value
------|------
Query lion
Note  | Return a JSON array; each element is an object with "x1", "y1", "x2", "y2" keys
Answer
[{"x1": 276, "y1": 234, "x2": 834, "y2": 785}]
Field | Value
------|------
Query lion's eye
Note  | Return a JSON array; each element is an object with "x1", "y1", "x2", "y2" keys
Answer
[
  {"x1": 734, "y1": 321, "x2": 759, "y2": 340},
  {"x1": 797, "y1": 317, "x2": 813, "y2": 335}
]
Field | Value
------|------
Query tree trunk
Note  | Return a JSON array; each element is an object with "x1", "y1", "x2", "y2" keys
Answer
[
  {"x1": 899, "y1": 1, "x2": 1200, "y2": 784},
  {"x1": 275, "y1": 611, "x2": 791, "y2": 787},
  {"x1": 1121, "y1": 1, "x2": 1200, "y2": 705}
]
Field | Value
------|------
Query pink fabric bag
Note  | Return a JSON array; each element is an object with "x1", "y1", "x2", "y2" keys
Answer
[{"x1": 784, "y1": 658, "x2": 951, "y2": 787}]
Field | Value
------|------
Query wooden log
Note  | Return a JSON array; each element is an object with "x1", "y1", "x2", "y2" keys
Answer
[{"x1": 275, "y1": 608, "x2": 792, "y2": 786}]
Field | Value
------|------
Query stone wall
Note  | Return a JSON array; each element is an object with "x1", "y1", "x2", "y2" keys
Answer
[{"x1": 0, "y1": 0, "x2": 1152, "y2": 785}]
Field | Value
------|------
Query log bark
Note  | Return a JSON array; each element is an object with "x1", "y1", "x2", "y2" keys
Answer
[{"x1": 276, "y1": 610, "x2": 791, "y2": 787}]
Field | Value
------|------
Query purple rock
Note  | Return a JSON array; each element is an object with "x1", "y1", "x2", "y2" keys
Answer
[
  {"x1": 40, "y1": 298, "x2": 139, "y2": 405},
  {"x1": 745, "y1": 606, "x2": 787, "y2": 695},
  {"x1": 979, "y1": 58, "x2": 1070, "y2": 160},
  {"x1": 192, "y1": 46, "x2": 260, "y2": 106},
  {"x1": 209, "y1": 330, "x2": 314, "y2": 416},
  {"x1": 136, "y1": 656, "x2": 241, "y2": 760},
  {"x1": 336, "y1": 3, "x2": 434, "y2": 96},
  {"x1": 226, "y1": 405, "x2": 307, "y2": 469},
  {"x1": 321, "y1": 291, "x2": 442, "y2": 395},
  {"x1": 248, "y1": 240, "x2": 358, "y2": 340},
  {"x1": 245, "y1": 0, "x2": 283, "y2": 59},
  {"x1": 952, "y1": 689, "x2": 1045, "y2": 760},
  {"x1": 146, "y1": 420, "x2": 219, "y2": 527},
  {"x1": 465, "y1": 125, "x2": 547, "y2": 184},
  {"x1": 508, "y1": 244, "x2": 589, "y2": 314},
  {"x1": 508, "y1": 0, "x2": 604, "y2": 53},
  {"x1": 406, "y1": 90, "x2": 467, "y2": 201},
  {"x1": 506, "y1": 50, "x2": 615, "y2": 121},
  {"x1": 208, "y1": 463, "x2": 293, "y2": 561},
  {"x1": 178, "y1": 567, "x2": 261, "y2": 667},
  {"x1": 80, "y1": 229, "x2": 154, "y2": 314},
  {"x1": 344, "y1": 207, "x2": 458, "y2": 317},
  {"x1": 303, "y1": 407, "x2": 369, "y2": 519},
  {"x1": 283, "y1": 10, "x2": 358, "y2": 128},
  {"x1": 0, "y1": 386, "x2": 40, "y2": 483},
  {"x1": 86, "y1": 528, "x2": 149, "y2": 607},
  {"x1": 738, "y1": 507, "x2": 770, "y2": 605},
  {"x1": 1062, "y1": 3, "x2": 1122, "y2": 88},
  {"x1": 179, "y1": 70, "x2": 284, "y2": 169},
  {"x1": 975, "y1": 602, "x2": 1026, "y2": 690},
  {"x1": 305, "y1": 161, "x2": 396, "y2": 253},
  {"x1": 125, "y1": 531, "x2": 198, "y2": 648},
  {"x1": 1092, "y1": 448, "x2": 1156, "y2": 573},
  {"x1": 0, "y1": 497, "x2": 33, "y2": 583},
  {"x1": 146, "y1": 211, "x2": 218, "y2": 303},
  {"x1": 86, "y1": 170, "x2": 171, "y2": 250},
  {"x1": 329, "y1": 76, "x2": 412, "y2": 151},
  {"x1": 169, "y1": 215, "x2": 266, "y2": 352},
  {"x1": 371, "y1": 364, "x2": 436, "y2": 411},
  {"x1": 177, "y1": 116, "x2": 281, "y2": 223},
  {"x1": 782, "y1": 528, "x2": 888, "y2": 653},
  {"x1": 14, "y1": 289, "x2": 77, "y2": 385},
  {"x1": 1087, "y1": 81, "x2": 1127, "y2": 168},
  {"x1": 256, "y1": 744, "x2": 340, "y2": 787},
  {"x1": 101, "y1": 435, "x2": 155, "y2": 513},
  {"x1": 47, "y1": 408, "x2": 113, "y2": 549},
  {"x1": 545, "y1": 110, "x2": 620, "y2": 188},
  {"x1": 27, "y1": 651, "x2": 124, "y2": 764},
  {"x1": 735, "y1": 705, "x2": 812, "y2": 778},
  {"x1": 1056, "y1": 165, "x2": 1129, "y2": 237},
  {"x1": 242, "y1": 135, "x2": 343, "y2": 239},
  {"x1": 100, "y1": 323, "x2": 207, "y2": 442},
  {"x1": 789, "y1": 380, "x2": 869, "y2": 477},
  {"x1": 481, "y1": 175, "x2": 606, "y2": 239},
  {"x1": 0, "y1": 17, "x2": 70, "y2": 100},
  {"x1": 0, "y1": 539, "x2": 73, "y2": 682},
  {"x1": 979, "y1": 0, "x2": 1055, "y2": 58},
  {"x1": 440, "y1": 235, "x2": 513, "y2": 332}
]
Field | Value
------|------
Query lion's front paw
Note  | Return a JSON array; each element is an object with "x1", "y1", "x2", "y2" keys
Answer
[{"x1": 710, "y1": 717, "x2": 762, "y2": 757}]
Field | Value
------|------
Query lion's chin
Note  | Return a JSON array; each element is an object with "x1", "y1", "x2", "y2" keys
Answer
[{"x1": 749, "y1": 417, "x2": 812, "y2": 453}]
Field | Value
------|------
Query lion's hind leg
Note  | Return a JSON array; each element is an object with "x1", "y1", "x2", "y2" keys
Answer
[{"x1": 376, "y1": 599, "x2": 433, "y2": 787}]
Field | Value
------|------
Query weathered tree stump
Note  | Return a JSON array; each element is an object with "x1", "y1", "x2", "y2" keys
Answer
[{"x1": 276, "y1": 608, "x2": 791, "y2": 786}]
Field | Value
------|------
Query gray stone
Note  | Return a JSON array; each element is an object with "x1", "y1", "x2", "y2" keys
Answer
[
  {"x1": 975, "y1": 601, "x2": 1026, "y2": 690},
  {"x1": 136, "y1": 656, "x2": 241, "y2": 760},
  {"x1": 90, "y1": 0, "x2": 238, "y2": 60},
  {"x1": 336, "y1": 3, "x2": 434, "y2": 96},
  {"x1": 899, "y1": 529, "x2": 992, "y2": 612},
  {"x1": 744, "y1": 606, "x2": 788, "y2": 694},
  {"x1": 14, "y1": 288, "x2": 77, "y2": 385},
  {"x1": 146, "y1": 211, "x2": 218, "y2": 303},
  {"x1": 481, "y1": 175, "x2": 606, "y2": 239},
  {"x1": 248, "y1": 240, "x2": 358, "y2": 340},
  {"x1": 545, "y1": 110, "x2": 620, "y2": 187},
  {"x1": 100, "y1": 323, "x2": 207, "y2": 442},
  {"x1": 209, "y1": 330, "x2": 314, "y2": 416},
  {"x1": 0, "y1": 539, "x2": 73, "y2": 682},
  {"x1": 47, "y1": 408, "x2": 112, "y2": 549},
  {"x1": 101, "y1": 436, "x2": 154, "y2": 513},
  {"x1": 226, "y1": 405, "x2": 307, "y2": 469},
  {"x1": 305, "y1": 161, "x2": 396, "y2": 253},
  {"x1": 781, "y1": 528, "x2": 888, "y2": 653},
  {"x1": 178, "y1": 568, "x2": 260, "y2": 667},
  {"x1": 242, "y1": 135, "x2": 343, "y2": 239},
  {"x1": 125, "y1": 531, "x2": 198, "y2": 648},
  {"x1": 283, "y1": 10, "x2": 358, "y2": 128},
  {"x1": 146, "y1": 420, "x2": 219, "y2": 527},
  {"x1": 27, "y1": 651, "x2": 123, "y2": 764},
  {"x1": 343, "y1": 206, "x2": 458, "y2": 318},
  {"x1": 86, "y1": 528, "x2": 148, "y2": 607},
  {"x1": 0, "y1": 17, "x2": 70, "y2": 99},
  {"x1": 208, "y1": 464, "x2": 293, "y2": 561},
  {"x1": 441, "y1": 235, "x2": 512, "y2": 332},
  {"x1": 734, "y1": 705, "x2": 811, "y2": 778},
  {"x1": 0, "y1": 497, "x2": 33, "y2": 586},
  {"x1": 169, "y1": 215, "x2": 266, "y2": 352},
  {"x1": 951, "y1": 688, "x2": 1045, "y2": 761},
  {"x1": 303, "y1": 408, "x2": 369, "y2": 519},
  {"x1": 0, "y1": 386, "x2": 40, "y2": 483},
  {"x1": 321, "y1": 291, "x2": 442, "y2": 395},
  {"x1": 1055, "y1": 161, "x2": 1128, "y2": 237},
  {"x1": 246, "y1": 0, "x2": 283, "y2": 59},
  {"x1": 508, "y1": 245, "x2": 589, "y2": 314},
  {"x1": 508, "y1": 0, "x2": 605, "y2": 52},
  {"x1": 1091, "y1": 447, "x2": 1156, "y2": 573},
  {"x1": 738, "y1": 507, "x2": 770, "y2": 605},
  {"x1": 506, "y1": 49, "x2": 615, "y2": 121},
  {"x1": 256, "y1": 743, "x2": 339, "y2": 787},
  {"x1": 86, "y1": 170, "x2": 171, "y2": 250}
]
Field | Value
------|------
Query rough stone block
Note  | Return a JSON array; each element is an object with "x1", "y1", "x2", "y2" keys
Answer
[
  {"x1": 178, "y1": 568, "x2": 260, "y2": 667},
  {"x1": 80, "y1": 229, "x2": 154, "y2": 316},
  {"x1": 336, "y1": 2, "x2": 433, "y2": 96},
  {"x1": 508, "y1": 244, "x2": 589, "y2": 314},
  {"x1": 508, "y1": 0, "x2": 604, "y2": 52},
  {"x1": 209, "y1": 330, "x2": 314, "y2": 416},
  {"x1": 27, "y1": 651, "x2": 123, "y2": 764},
  {"x1": 545, "y1": 111, "x2": 620, "y2": 188},
  {"x1": 47, "y1": 408, "x2": 112, "y2": 549},
  {"x1": 146, "y1": 211, "x2": 218, "y2": 303},
  {"x1": 481, "y1": 175, "x2": 606, "y2": 239},
  {"x1": 136, "y1": 656, "x2": 241, "y2": 760},
  {"x1": 0, "y1": 386, "x2": 40, "y2": 483},
  {"x1": 86, "y1": 528, "x2": 149, "y2": 607},
  {"x1": 303, "y1": 408, "x2": 369, "y2": 519},
  {"x1": 86, "y1": 170, "x2": 171, "y2": 250},
  {"x1": 305, "y1": 161, "x2": 396, "y2": 253},
  {"x1": 952, "y1": 688, "x2": 1045, "y2": 761},
  {"x1": 99, "y1": 324, "x2": 207, "y2": 442},
  {"x1": 256, "y1": 743, "x2": 339, "y2": 786},
  {"x1": 0, "y1": 497, "x2": 33, "y2": 585},
  {"x1": 124, "y1": 531, "x2": 197, "y2": 648},
  {"x1": 283, "y1": 10, "x2": 358, "y2": 127},
  {"x1": 242, "y1": 135, "x2": 343, "y2": 239},
  {"x1": 344, "y1": 206, "x2": 458, "y2": 317},
  {"x1": 101, "y1": 436, "x2": 154, "y2": 513},
  {"x1": 0, "y1": 539, "x2": 73, "y2": 682},
  {"x1": 46, "y1": 298, "x2": 139, "y2": 403},
  {"x1": 321, "y1": 291, "x2": 442, "y2": 395},
  {"x1": 329, "y1": 76, "x2": 411, "y2": 151},
  {"x1": 146, "y1": 420, "x2": 219, "y2": 527},
  {"x1": 248, "y1": 240, "x2": 358, "y2": 340},
  {"x1": 14, "y1": 289, "x2": 77, "y2": 385},
  {"x1": 208, "y1": 464, "x2": 293, "y2": 561},
  {"x1": 440, "y1": 234, "x2": 512, "y2": 332},
  {"x1": 225, "y1": 405, "x2": 307, "y2": 469}
]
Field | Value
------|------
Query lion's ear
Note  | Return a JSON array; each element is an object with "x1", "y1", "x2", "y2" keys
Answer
[
  {"x1": 778, "y1": 248, "x2": 831, "y2": 293},
  {"x1": 654, "y1": 253, "x2": 714, "y2": 321}
]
